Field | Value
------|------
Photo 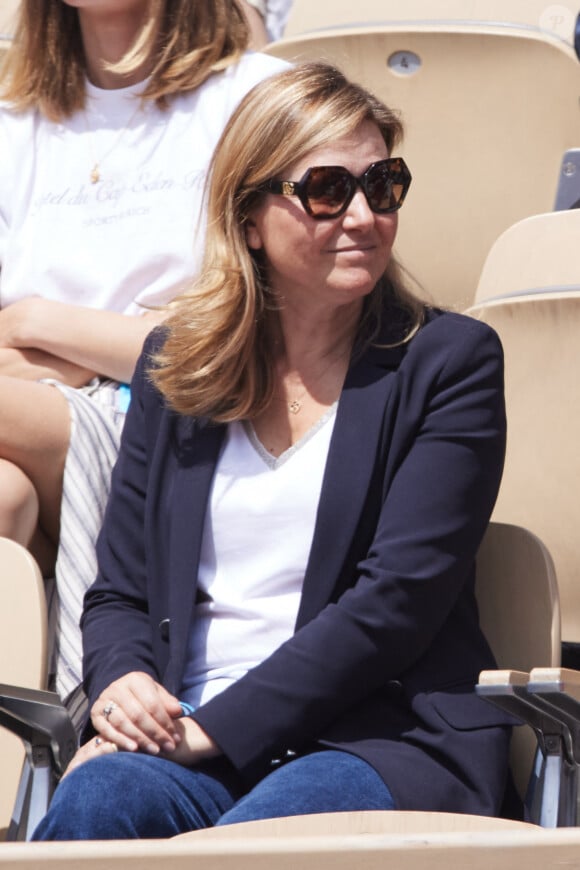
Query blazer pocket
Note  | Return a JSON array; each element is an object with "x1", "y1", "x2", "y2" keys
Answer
[{"x1": 424, "y1": 688, "x2": 521, "y2": 730}]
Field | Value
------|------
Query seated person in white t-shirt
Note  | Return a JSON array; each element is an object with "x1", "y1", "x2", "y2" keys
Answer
[
  {"x1": 33, "y1": 62, "x2": 512, "y2": 841},
  {"x1": 0, "y1": 0, "x2": 286, "y2": 722}
]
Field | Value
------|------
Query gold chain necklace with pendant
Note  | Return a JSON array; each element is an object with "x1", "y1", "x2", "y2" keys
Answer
[
  {"x1": 84, "y1": 100, "x2": 143, "y2": 184},
  {"x1": 275, "y1": 350, "x2": 350, "y2": 415}
]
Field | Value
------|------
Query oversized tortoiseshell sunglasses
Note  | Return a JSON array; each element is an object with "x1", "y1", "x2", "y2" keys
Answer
[{"x1": 259, "y1": 157, "x2": 411, "y2": 219}]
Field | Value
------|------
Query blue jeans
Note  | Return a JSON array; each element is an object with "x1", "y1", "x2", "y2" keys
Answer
[{"x1": 32, "y1": 749, "x2": 395, "y2": 840}]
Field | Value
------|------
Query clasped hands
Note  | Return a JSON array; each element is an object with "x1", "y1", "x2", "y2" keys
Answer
[{"x1": 64, "y1": 671, "x2": 220, "y2": 778}]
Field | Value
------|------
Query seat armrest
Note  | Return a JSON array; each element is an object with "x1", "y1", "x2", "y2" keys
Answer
[
  {"x1": 0, "y1": 684, "x2": 77, "y2": 776},
  {"x1": 477, "y1": 669, "x2": 580, "y2": 826},
  {"x1": 0, "y1": 684, "x2": 78, "y2": 840}
]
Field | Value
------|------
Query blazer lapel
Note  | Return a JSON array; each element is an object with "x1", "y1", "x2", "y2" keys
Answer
[
  {"x1": 296, "y1": 344, "x2": 405, "y2": 628},
  {"x1": 166, "y1": 418, "x2": 225, "y2": 685}
]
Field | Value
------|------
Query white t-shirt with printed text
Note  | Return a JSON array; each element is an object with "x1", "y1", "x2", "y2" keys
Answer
[{"x1": 0, "y1": 52, "x2": 287, "y2": 315}]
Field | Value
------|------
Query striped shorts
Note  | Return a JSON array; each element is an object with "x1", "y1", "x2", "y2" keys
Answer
[{"x1": 46, "y1": 379, "x2": 127, "y2": 733}]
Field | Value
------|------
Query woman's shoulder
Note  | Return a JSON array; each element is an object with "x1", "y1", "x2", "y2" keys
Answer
[
  {"x1": 0, "y1": 99, "x2": 37, "y2": 134},
  {"x1": 202, "y1": 50, "x2": 289, "y2": 101},
  {"x1": 225, "y1": 49, "x2": 290, "y2": 81},
  {"x1": 0, "y1": 102, "x2": 39, "y2": 197},
  {"x1": 414, "y1": 306, "x2": 503, "y2": 355},
  {"x1": 368, "y1": 305, "x2": 503, "y2": 384},
  {"x1": 399, "y1": 307, "x2": 504, "y2": 390}
]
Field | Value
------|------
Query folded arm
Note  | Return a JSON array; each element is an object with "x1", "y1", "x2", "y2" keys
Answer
[
  {"x1": 0, "y1": 347, "x2": 96, "y2": 386},
  {"x1": 0, "y1": 297, "x2": 167, "y2": 384}
]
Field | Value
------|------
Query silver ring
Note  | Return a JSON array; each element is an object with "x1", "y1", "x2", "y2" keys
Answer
[
  {"x1": 94, "y1": 736, "x2": 102, "y2": 746},
  {"x1": 103, "y1": 701, "x2": 118, "y2": 720}
]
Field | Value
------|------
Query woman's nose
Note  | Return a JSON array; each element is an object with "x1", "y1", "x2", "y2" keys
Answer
[{"x1": 342, "y1": 188, "x2": 375, "y2": 227}]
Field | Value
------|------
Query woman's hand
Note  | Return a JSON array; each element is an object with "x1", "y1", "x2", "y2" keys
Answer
[
  {"x1": 0, "y1": 347, "x2": 97, "y2": 385},
  {"x1": 0, "y1": 297, "x2": 47, "y2": 348},
  {"x1": 90, "y1": 671, "x2": 184, "y2": 755},
  {"x1": 61, "y1": 734, "x2": 120, "y2": 780},
  {"x1": 161, "y1": 717, "x2": 221, "y2": 766},
  {"x1": 62, "y1": 703, "x2": 221, "y2": 780}
]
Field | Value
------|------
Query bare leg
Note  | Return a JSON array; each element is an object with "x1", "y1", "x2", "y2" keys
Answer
[
  {"x1": 0, "y1": 376, "x2": 71, "y2": 574},
  {"x1": 0, "y1": 459, "x2": 57, "y2": 575},
  {"x1": 0, "y1": 459, "x2": 39, "y2": 542}
]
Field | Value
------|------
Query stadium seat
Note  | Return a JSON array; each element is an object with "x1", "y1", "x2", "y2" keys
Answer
[
  {"x1": 4, "y1": 813, "x2": 580, "y2": 870},
  {"x1": 474, "y1": 210, "x2": 580, "y2": 302},
  {"x1": 0, "y1": 538, "x2": 48, "y2": 840},
  {"x1": 474, "y1": 522, "x2": 560, "y2": 816},
  {"x1": 177, "y1": 808, "x2": 538, "y2": 842},
  {"x1": 466, "y1": 286, "x2": 580, "y2": 654},
  {"x1": 283, "y1": 0, "x2": 580, "y2": 47}
]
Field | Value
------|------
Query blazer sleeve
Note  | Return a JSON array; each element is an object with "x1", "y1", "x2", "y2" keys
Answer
[
  {"x1": 81, "y1": 333, "x2": 164, "y2": 704},
  {"x1": 191, "y1": 315, "x2": 507, "y2": 781}
]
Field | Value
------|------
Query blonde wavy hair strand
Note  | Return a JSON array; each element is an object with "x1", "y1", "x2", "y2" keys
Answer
[{"x1": 0, "y1": 0, "x2": 249, "y2": 120}]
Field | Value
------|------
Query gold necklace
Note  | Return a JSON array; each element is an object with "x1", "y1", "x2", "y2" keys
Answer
[
  {"x1": 288, "y1": 389, "x2": 309, "y2": 415},
  {"x1": 276, "y1": 350, "x2": 350, "y2": 415},
  {"x1": 83, "y1": 100, "x2": 143, "y2": 184}
]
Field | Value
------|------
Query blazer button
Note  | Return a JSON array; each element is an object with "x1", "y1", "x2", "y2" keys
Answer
[
  {"x1": 386, "y1": 679, "x2": 403, "y2": 694},
  {"x1": 270, "y1": 749, "x2": 297, "y2": 768},
  {"x1": 159, "y1": 618, "x2": 170, "y2": 642}
]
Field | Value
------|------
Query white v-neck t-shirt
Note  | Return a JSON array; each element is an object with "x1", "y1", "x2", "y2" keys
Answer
[{"x1": 181, "y1": 406, "x2": 337, "y2": 709}]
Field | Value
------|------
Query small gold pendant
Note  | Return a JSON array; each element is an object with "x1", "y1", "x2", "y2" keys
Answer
[
  {"x1": 289, "y1": 399, "x2": 302, "y2": 414},
  {"x1": 90, "y1": 164, "x2": 100, "y2": 184}
]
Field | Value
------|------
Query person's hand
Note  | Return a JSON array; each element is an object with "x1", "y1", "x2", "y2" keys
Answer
[
  {"x1": 90, "y1": 672, "x2": 184, "y2": 755},
  {"x1": 161, "y1": 717, "x2": 221, "y2": 766},
  {"x1": 61, "y1": 734, "x2": 120, "y2": 780},
  {"x1": 0, "y1": 297, "x2": 46, "y2": 347},
  {"x1": 0, "y1": 347, "x2": 96, "y2": 385}
]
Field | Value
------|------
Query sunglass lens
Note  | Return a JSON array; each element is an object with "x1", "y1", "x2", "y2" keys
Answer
[
  {"x1": 366, "y1": 161, "x2": 405, "y2": 211},
  {"x1": 305, "y1": 167, "x2": 353, "y2": 217}
]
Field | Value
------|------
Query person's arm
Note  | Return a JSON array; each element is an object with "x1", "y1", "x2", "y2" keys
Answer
[
  {"x1": 80, "y1": 334, "x2": 164, "y2": 693},
  {"x1": 239, "y1": 0, "x2": 269, "y2": 47},
  {"x1": 0, "y1": 297, "x2": 167, "y2": 384},
  {"x1": 0, "y1": 346, "x2": 97, "y2": 385},
  {"x1": 78, "y1": 334, "x2": 222, "y2": 762}
]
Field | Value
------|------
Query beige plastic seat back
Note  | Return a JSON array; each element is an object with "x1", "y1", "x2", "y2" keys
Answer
[
  {"x1": 0, "y1": 538, "x2": 47, "y2": 839},
  {"x1": 466, "y1": 293, "x2": 580, "y2": 648},
  {"x1": 6, "y1": 814, "x2": 580, "y2": 870},
  {"x1": 475, "y1": 522, "x2": 560, "y2": 672},
  {"x1": 284, "y1": 0, "x2": 580, "y2": 42},
  {"x1": 475, "y1": 522, "x2": 560, "y2": 798},
  {"x1": 266, "y1": 26, "x2": 580, "y2": 310},
  {"x1": 475, "y1": 210, "x2": 580, "y2": 302},
  {"x1": 178, "y1": 809, "x2": 537, "y2": 842}
]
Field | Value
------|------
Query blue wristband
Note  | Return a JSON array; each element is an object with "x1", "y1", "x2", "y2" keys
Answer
[
  {"x1": 117, "y1": 383, "x2": 132, "y2": 413},
  {"x1": 179, "y1": 701, "x2": 196, "y2": 717}
]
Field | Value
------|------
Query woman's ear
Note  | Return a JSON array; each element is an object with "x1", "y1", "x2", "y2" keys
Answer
[{"x1": 245, "y1": 217, "x2": 263, "y2": 251}]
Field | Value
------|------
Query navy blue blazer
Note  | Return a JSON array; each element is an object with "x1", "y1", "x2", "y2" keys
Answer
[{"x1": 82, "y1": 306, "x2": 512, "y2": 816}]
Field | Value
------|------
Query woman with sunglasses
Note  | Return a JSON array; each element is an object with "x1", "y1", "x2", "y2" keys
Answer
[
  {"x1": 34, "y1": 62, "x2": 512, "y2": 840},
  {"x1": 0, "y1": 0, "x2": 286, "y2": 725}
]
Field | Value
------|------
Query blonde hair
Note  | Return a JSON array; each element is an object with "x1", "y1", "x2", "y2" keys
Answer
[
  {"x1": 0, "y1": 0, "x2": 249, "y2": 121},
  {"x1": 152, "y1": 62, "x2": 425, "y2": 422}
]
